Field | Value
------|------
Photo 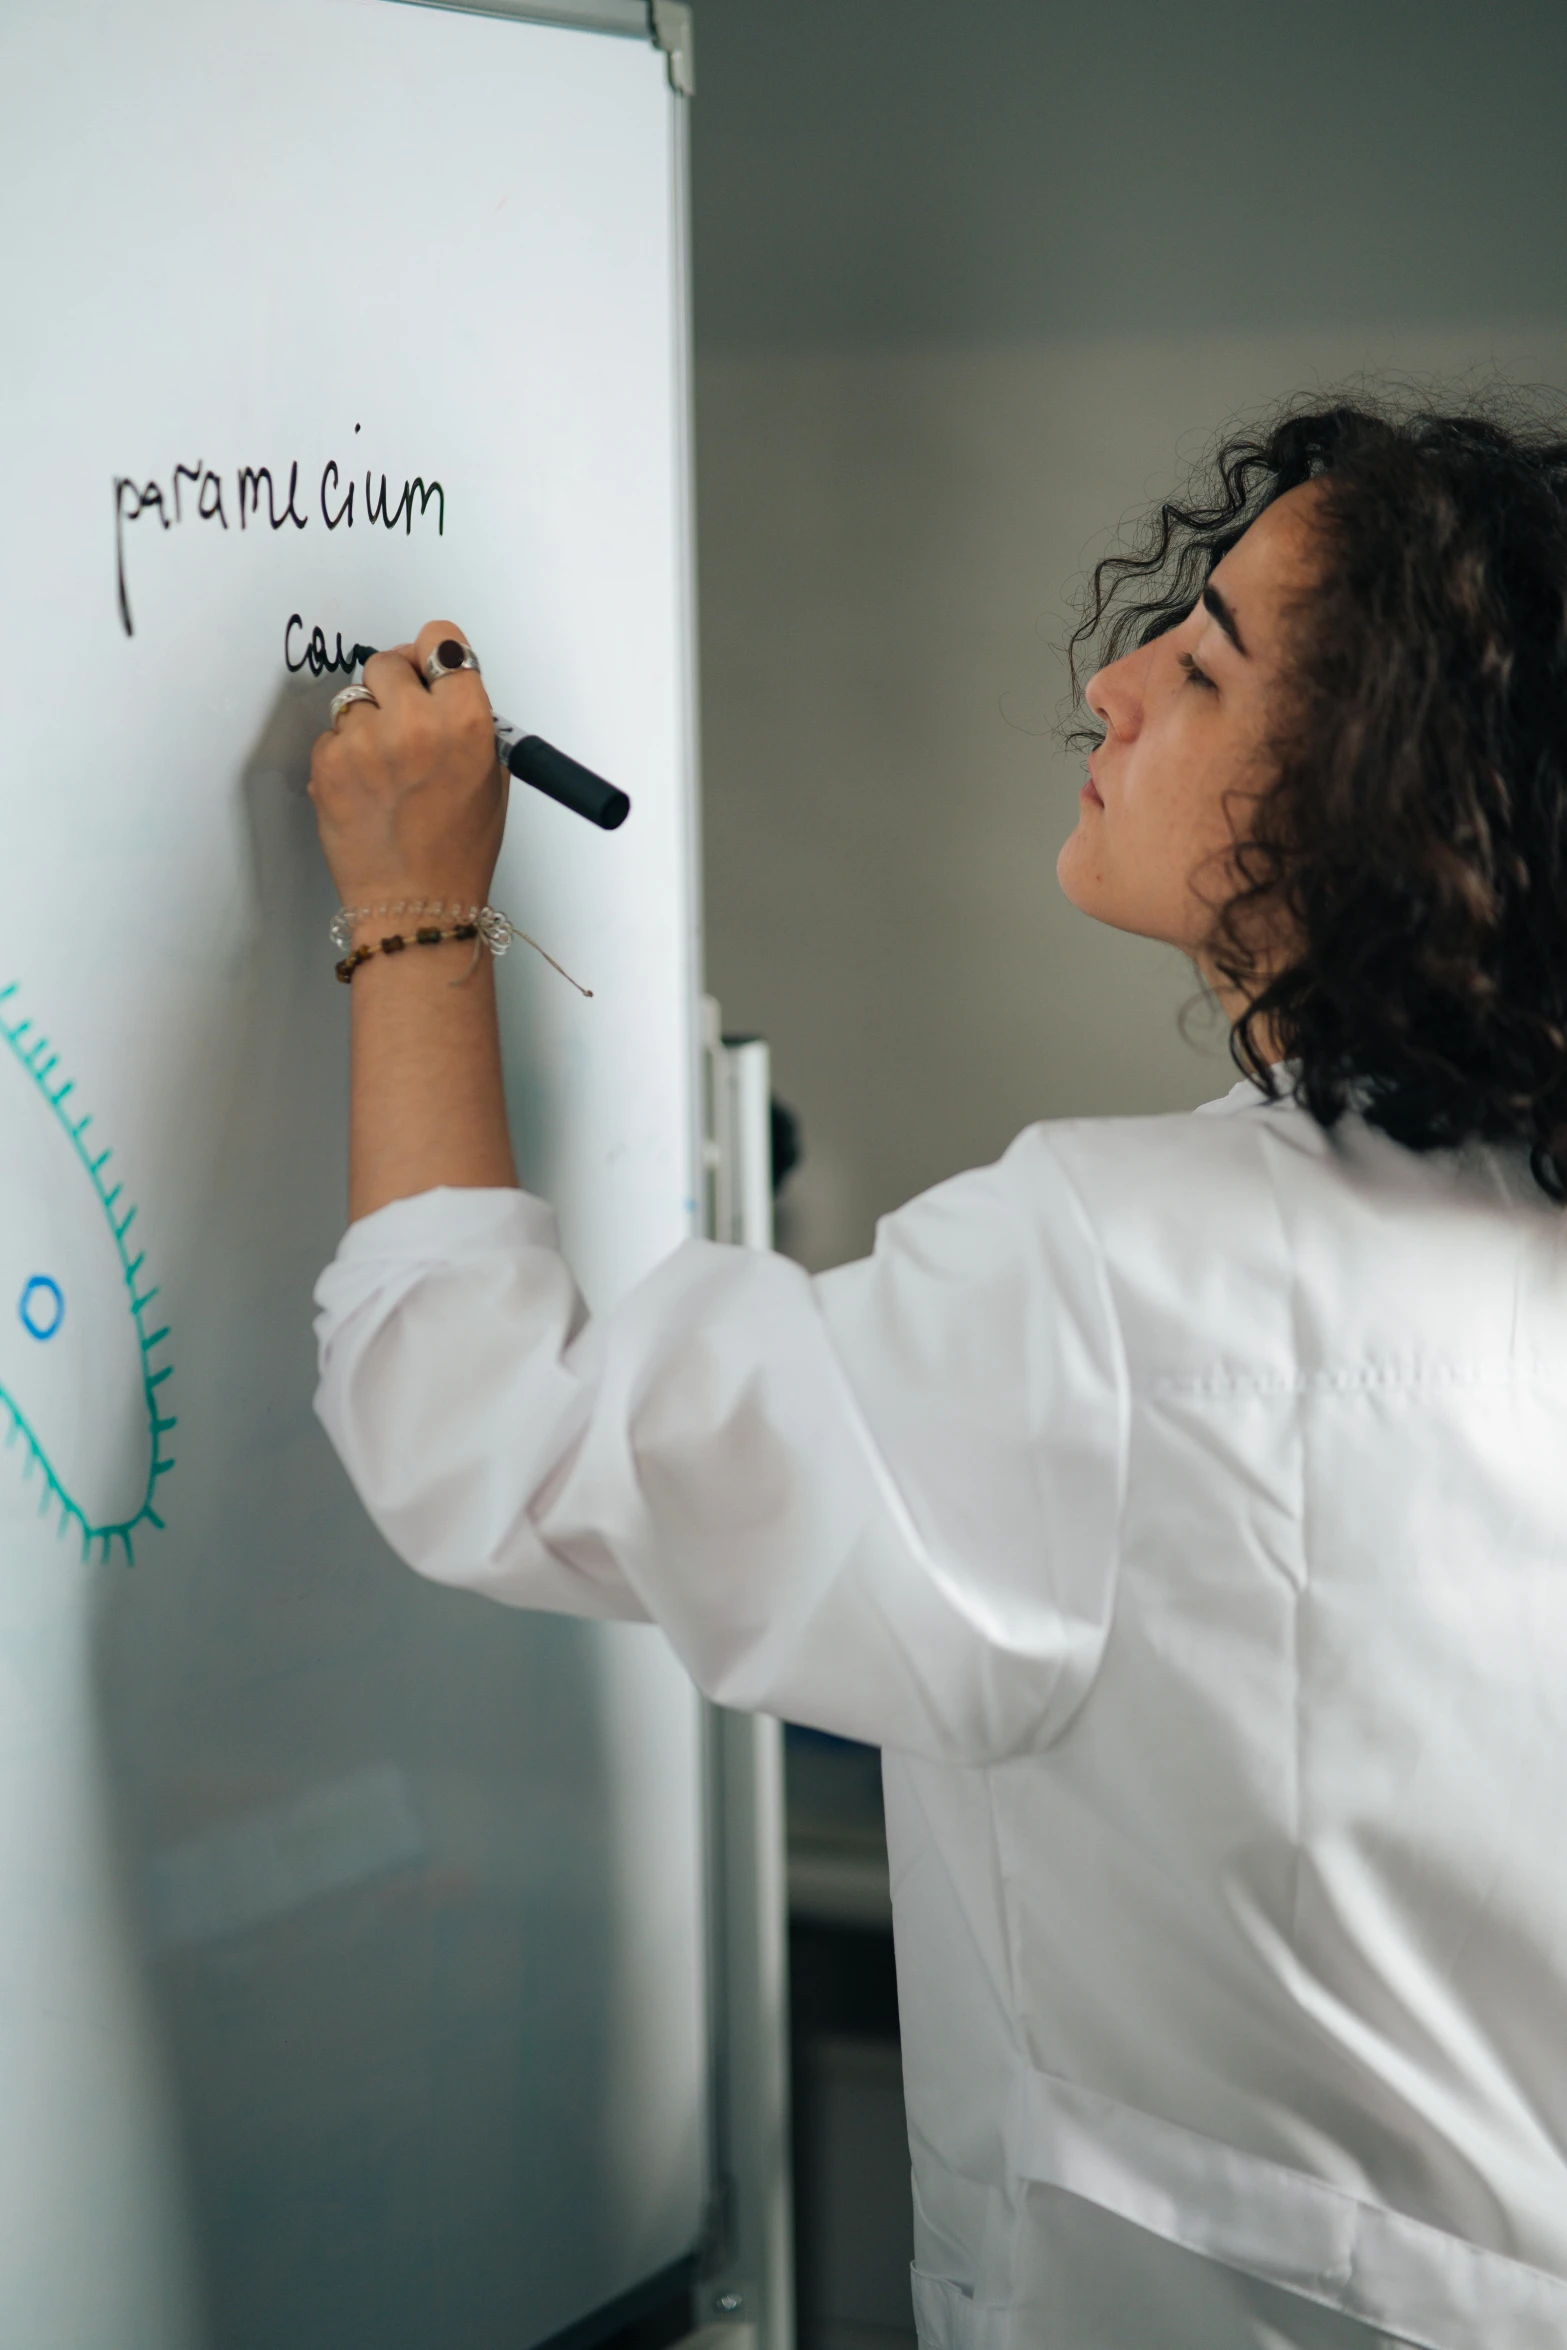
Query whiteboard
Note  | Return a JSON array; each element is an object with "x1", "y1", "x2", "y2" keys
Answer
[{"x1": 0, "y1": 3, "x2": 707, "y2": 2345}]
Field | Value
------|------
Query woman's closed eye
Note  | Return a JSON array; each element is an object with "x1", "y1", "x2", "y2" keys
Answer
[{"x1": 1179, "y1": 651, "x2": 1217, "y2": 691}]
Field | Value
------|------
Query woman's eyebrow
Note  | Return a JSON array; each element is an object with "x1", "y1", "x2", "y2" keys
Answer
[{"x1": 1201, "y1": 581, "x2": 1248, "y2": 655}]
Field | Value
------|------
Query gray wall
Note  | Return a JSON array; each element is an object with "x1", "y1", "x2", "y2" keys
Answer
[{"x1": 691, "y1": 0, "x2": 1567, "y2": 1268}]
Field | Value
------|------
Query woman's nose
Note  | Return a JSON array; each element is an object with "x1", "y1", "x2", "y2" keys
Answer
[{"x1": 1085, "y1": 649, "x2": 1142, "y2": 739}]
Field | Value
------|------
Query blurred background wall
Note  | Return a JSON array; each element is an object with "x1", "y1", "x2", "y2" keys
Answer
[
  {"x1": 691, "y1": 0, "x2": 1567, "y2": 1272},
  {"x1": 687, "y1": 9, "x2": 1567, "y2": 2346}
]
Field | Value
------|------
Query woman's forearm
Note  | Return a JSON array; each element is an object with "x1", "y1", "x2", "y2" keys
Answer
[
  {"x1": 307, "y1": 620, "x2": 518, "y2": 1222},
  {"x1": 347, "y1": 941, "x2": 517, "y2": 1223}
]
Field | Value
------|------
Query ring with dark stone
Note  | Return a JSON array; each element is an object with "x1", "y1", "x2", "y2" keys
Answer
[{"x1": 423, "y1": 639, "x2": 481, "y2": 686}]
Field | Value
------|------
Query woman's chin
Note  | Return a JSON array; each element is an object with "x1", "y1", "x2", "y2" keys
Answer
[{"x1": 1055, "y1": 825, "x2": 1108, "y2": 918}]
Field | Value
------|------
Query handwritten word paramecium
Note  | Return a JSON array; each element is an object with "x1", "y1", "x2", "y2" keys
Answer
[{"x1": 112, "y1": 430, "x2": 445, "y2": 636}]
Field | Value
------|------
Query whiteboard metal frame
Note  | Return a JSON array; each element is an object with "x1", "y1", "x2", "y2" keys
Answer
[
  {"x1": 385, "y1": 0, "x2": 650, "y2": 39},
  {"x1": 699, "y1": 1016, "x2": 795, "y2": 2350},
  {"x1": 384, "y1": 0, "x2": 695, "y2": 92}
]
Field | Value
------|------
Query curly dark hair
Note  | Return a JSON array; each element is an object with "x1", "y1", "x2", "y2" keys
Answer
[{"x1": 1069, "y1": 392, "x2": 1567, "y2": 1200}]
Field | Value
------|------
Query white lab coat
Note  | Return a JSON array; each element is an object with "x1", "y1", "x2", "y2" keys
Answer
[{"x1": 313, "y1": 1080, "x2": 1567, "y2": 2350}]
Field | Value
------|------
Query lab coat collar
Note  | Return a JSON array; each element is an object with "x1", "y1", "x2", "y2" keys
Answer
[{"x1": 1196, "y1": 1065, "x2": 1295, "y2": 1119}]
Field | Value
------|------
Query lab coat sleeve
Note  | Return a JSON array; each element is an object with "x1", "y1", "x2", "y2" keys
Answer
[{"x1": 313, "y1": 1128, "x2": 1127, "y2": 1761}]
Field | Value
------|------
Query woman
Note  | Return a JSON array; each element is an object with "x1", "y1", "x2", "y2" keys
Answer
[{"x1": 310, "y1": 398, "x2": 1567, "y2": 2350}]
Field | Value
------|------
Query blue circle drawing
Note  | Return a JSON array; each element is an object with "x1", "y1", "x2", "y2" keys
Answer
[{"x1": 19, "y1": 1275, "x2": 65, "y2": 1342}]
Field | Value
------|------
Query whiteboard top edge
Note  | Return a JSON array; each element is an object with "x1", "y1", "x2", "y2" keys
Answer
[{"x1": 381, "y1": 0, "x2": 651, "y2": 43}]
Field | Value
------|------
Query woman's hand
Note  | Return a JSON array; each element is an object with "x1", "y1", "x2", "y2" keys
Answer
[{"x1": 308, "y1": 619, "x2": 509, "y2": 912}]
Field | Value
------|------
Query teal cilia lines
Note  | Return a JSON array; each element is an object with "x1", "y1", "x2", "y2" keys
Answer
[{"x1": 0, "y1": 981, "x2": 176, "y2": 1561}]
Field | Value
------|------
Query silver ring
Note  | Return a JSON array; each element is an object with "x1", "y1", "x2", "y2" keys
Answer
[
  {"x1": 329, "y1": 683, "x2": 379, "y2": 730},
  {"x1": 423, "y1": 637, "x2": 481, "y2": 687}
]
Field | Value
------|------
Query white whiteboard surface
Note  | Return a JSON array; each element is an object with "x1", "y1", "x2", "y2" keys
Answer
[{"x1": 0, "y1": 3, "x2": 707, "y2": 2344}]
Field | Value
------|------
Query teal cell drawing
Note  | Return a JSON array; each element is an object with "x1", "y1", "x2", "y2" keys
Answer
[{"x1": 0, "y1": 981, "x2": 175, "y2": 1561}]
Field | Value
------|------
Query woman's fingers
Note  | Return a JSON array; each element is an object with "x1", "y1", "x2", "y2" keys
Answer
[
  {"x1": 354, "y1": 624, "x2": 494, "y2": 768},
  {"x1": 411, "y1": 620, "x2": 479, "y2": 680},
  {"x1": 407, "y1": 623, "x2": 500, "y2": 787},
  {"x1": 359, "y1": 644, "x2": 424, "y2": 712},
  {"x1": 307, "y1": 619, "x2": 508, "y2": 908},
  {"x1": 409, "y1": 619, "x2": 495, "y2": 741}
]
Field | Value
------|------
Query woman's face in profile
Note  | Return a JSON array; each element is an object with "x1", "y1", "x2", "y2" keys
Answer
[{"x1": 1058, "y1": 481, "x2": 1323, "y2": 972}]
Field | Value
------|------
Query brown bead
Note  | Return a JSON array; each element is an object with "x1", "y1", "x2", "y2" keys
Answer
[
  {"x1": 415, "y1": 926, "x2": 443, "y2": 945},
  {"x1": 453, "y1": 923, "x2": 479, "y2": 940},
  {"x1": 381, "y1": 933, "x2": 406, "y2": 954}
]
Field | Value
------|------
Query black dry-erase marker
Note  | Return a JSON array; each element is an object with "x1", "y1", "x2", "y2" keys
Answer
[
  {"x1": 492, "y1": 720, "x2": 630, "y2": 831},
  {"x1": 357, "y1": 642, "x2": 631, "y2": 831}
]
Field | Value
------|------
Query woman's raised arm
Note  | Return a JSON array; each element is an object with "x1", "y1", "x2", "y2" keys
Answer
[{"x1": 307, "y1": 620, "x2": 517, "y2": 1222}]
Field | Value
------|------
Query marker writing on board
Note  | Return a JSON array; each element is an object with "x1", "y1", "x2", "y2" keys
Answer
[{"x1": 356, "y1": 648, "x2": 631, "y2": 831}]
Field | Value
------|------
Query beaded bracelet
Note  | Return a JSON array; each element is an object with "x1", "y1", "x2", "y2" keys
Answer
[
  {"x1": 335, "y1": 922, "x2": 480, "y2": 985},
  {"x1": 330, "y1": 899, "x2": 591, "y2": 995}
]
